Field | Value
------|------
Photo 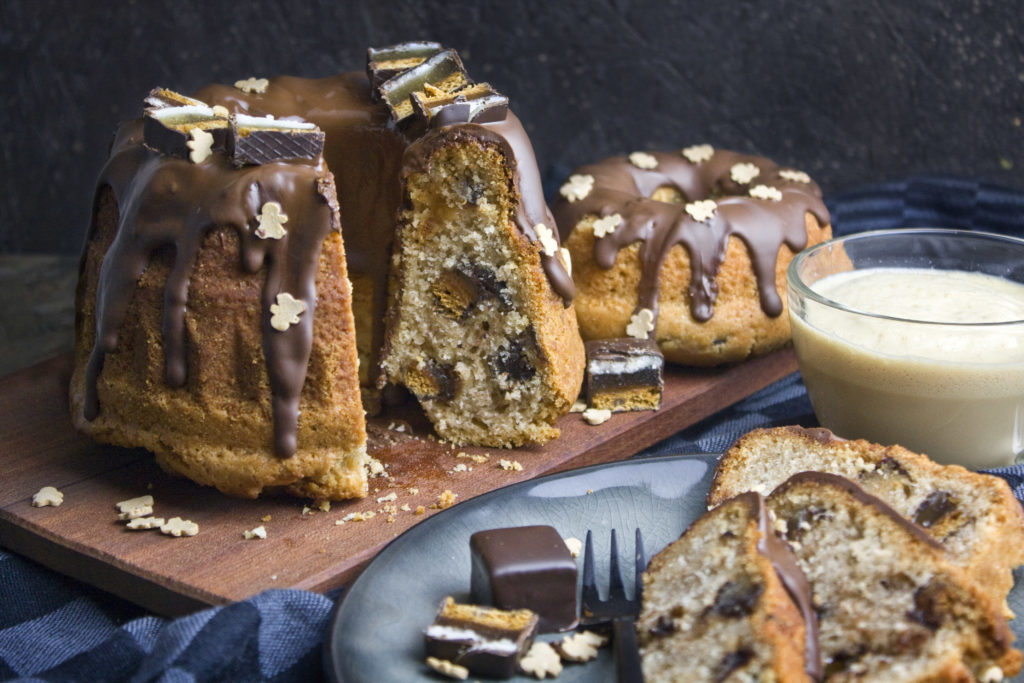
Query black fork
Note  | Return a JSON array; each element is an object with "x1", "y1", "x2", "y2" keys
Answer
[{"x1": 580, "y1": 528, "x2": 645, "y2": 682}]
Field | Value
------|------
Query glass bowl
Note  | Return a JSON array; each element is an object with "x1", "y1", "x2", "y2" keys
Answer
[{"x1": 787, "y1": 228, "x2": 1024, "y2": 469}]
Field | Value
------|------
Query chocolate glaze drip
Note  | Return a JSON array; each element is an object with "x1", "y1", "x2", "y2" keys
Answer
[
  {"x1": 195, "y1": 74, "x2": 408, "y2": 376},
  {"x1": 553, "y1": 149, "x2": 829, "y2": 323},
  {"x1": 403, "y1": 112, "x2": 575, "y2": 305},
  {"x1": 83, "y1": 119, "x2": 339, "y2": 458},
  {"x1": 773, "y1": 471, "x2": 944, "y2": 550},
  {"x1": 746, "y1": 492, "x2": 822, "y2": 681}
]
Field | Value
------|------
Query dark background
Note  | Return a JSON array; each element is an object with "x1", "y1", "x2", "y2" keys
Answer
[{"x1": 2, "y1": 0, "x2": 1021, "y2": 253}]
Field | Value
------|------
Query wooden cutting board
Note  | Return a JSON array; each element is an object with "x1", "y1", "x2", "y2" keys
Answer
[{"x1": 0, "y1": 349, "x2": 796, "y2": 616}]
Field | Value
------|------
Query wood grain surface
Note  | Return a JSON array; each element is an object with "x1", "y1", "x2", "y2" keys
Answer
[{"x1": 0, "y1": 349, "x2": 796, "y2": 617}]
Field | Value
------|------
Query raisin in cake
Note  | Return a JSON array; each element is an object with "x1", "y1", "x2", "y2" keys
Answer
[
  {"x1": 709, "y1": 426, "x2": 1024, "y2": 613},
  {"x1": 638, "y1": 492, "x2": 818, "y2": 682}
]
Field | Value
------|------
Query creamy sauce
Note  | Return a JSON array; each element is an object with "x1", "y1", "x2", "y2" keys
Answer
[{"x1": 791, "y1": 267, "x2": 1024, "y2": 468}]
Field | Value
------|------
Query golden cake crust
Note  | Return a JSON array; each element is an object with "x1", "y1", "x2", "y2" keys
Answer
[{"x1": 71, "y1": 185, "x2": 367, "y2": 500}]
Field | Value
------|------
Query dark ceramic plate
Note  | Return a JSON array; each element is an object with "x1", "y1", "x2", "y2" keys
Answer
[{"x1": 324, "y1": 454, "x2": 1024, "y2": 682}]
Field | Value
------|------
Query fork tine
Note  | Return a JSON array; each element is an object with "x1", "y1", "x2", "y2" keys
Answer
[
  {"x1": 607, "y1": 528, "x2": 626, "y2": 600},
  {"x1": 581, "y1": 529, "x2": 599, "y2": 608},
  {"x1": 634, "y1": 528, "x2": 645, "y2": 602}
]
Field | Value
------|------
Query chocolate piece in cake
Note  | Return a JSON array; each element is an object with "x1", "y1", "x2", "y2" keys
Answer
[
  {"x1": 366, "y1": 41, "x2": 443, "y2": 89},
  {"x1": 412, "y1": 82, "x2": 509, "y2": 126},
  {"x1": 142, "y1": 93, "x2": 229, "y2": 160},
  {"x1": 377, "y1": 48, "x2": 472, "y2": 123},
  {"x1": 424, "y1": 596, "x2": 538, "y2": 679},
  {"x1": 470, "y1": 525, "x2": 578, "y2": 632},
  {"x1": 228, "y1": 113, "x2": 325, "y2": 166},
  {"x1": 584, "y1": 338, "x2": 664, "y2": 412}
]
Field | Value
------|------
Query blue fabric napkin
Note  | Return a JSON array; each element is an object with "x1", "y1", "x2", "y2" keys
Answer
[{"x1": 2, "y1": 174, "x2": 1023, "y2": 682}]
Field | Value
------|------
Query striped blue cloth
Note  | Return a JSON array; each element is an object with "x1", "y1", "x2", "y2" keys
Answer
[{"x1": 2, "y1": 175, "x2": 1022, "y2": 682}]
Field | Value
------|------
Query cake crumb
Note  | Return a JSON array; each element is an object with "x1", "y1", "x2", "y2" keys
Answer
[
  {"x1": 32, "y1": 486, "x2": 63, "y2": 508},
  {"x1": 582, "y1": 408, "x2": 612, "y2": 425},
  {"x1": 408, "y1": 487, "x2": 419, "y2": 495},
  {"x1": 400, "y1": 503, "x2": 412, "y2": 512},
  {"x1": 499, "y1": 458, "x2": 523, "y2": 471},
  {"x1": 450, "y1": 463, "x2": 469, "y2": 473},
  {"x1": 316, "y1": 500, "x2": 331, "y2": 512},
  {"x1": 302, "y1": 505, "x2": 313, "y2": 516},
  {"x1": 519, "y1": 641, "x2": 562, "y2": 678},
  {"x1": 436, "y1": 490, "x2": 458, "y2": 510},
  {"x1": 377, "y1": 492, "x2": 398, "y2": 503},
  {"x1": 425, "y1": 656, "x2": 468, "y2": 680},
  {"x1": 563, "y1": 537, "x2": 583, "y2": 558},
  {"x1": 261, "y1": 514, "x2": 272, "y2": 523},
  {"x1": 340, "y1": 511, "x2": 376, "y2": 523},
  {"x1": 415, "y1": 505, "x2": 426, "y2": 515},
  {"x1": 570, "y1": 399, "x2": 587, "y2": 413},
  {"x1": 367, "y1": 457, "x2": 387, "y2": 477},
  {"x1": 243, "y1": 525, "x2": 267, "y2": 540}
]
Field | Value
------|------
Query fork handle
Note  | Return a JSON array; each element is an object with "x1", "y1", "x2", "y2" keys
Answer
[{"x1": 612, "y1": 617, "x2": 644, "y2": 683}]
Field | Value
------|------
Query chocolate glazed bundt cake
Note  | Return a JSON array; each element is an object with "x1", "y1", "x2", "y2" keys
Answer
[
  {"x1": 71, "y1": 43, "x2": 584, "y2": 498},
  {"x1": 553, "y1": 146, "x2": 832, "y2": 366},
  {"x1": 71, "y1": 91, "x2": 368, "y2": 500}
]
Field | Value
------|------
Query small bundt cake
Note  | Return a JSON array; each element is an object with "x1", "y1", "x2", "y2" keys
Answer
[
  {"x1": 553, "y1": 146, "x2": 832, "y2": 366},
  {"x1": 708, "y1": 426, "x2": 1024, "y2": 614},
  {"x1": 72, "y1": 43, "x2": 584, "y2": 497},
  {"x1": 378, "y1": 111, "x2": 584, "y2": 447},
  {"x1": 638, "y1": 492, "x2": 818, "y2": 682},
  {"x1": 767, "y1": 472, "x2": 1021, "y2": 682}
]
